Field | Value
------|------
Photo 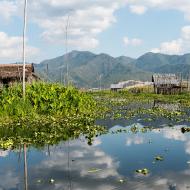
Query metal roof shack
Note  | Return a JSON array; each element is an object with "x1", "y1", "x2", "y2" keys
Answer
[
  {"x1": 110, "y1": 83, "x2": 124, "y2": 91},
  {"x1": 0, "y1": 64, "x2": 39, "y2": 87},
  {"x1": 152, "y1": 74, "x2": 182, "y2": 94}
]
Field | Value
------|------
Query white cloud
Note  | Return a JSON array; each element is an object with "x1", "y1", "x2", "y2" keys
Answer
[
  {"x1": 124, "y1": 37, "x2": 143, "y2": 47},
  {"x1": 151, "y1": 39, "x2": 183, "y2": 55},
  {"x1": 154, "y1": 126, "x2": 190, "y2": 157},
  {"x1": 126, "y1": 136, "x2": 144, "y2": 146},
  {"x1": 0, "y1": 170, "x2": 20, "y2": 189},
  {"x1": 155, "y1": 127, "x2": 187, "y2": 141},
  {"x1": 124, "y1": 37, "x2": 130, "y2": 45},
  {"x1": 127, "y1": 0, "x2": 190, "y2": 20},
  {"x1": 3, "y1": 0, "x2": 190, "y2": 56},
  {"x1": 30, "y1": 139, "x2": 122, "y2": 190},
  {"x1": 185, "y1": 141, "x2": 190, "y2": 155},
  {"x1": 4, "y1": 0, "x2": 126, "y2": 50},
  {"x1": 131, "y1": 38, "x2": 143, "y2": 46},
  {"x1": 92, "y1": 138, "x2": 102, "y2": 147},
  {"x1": 129, "y1": 5, "x2": 147, "y2": 15},
  {"x1": 181, "y1": 26, "x2": 190, "y2": 40},
  {"x1": 151, "y1": 25, "x2": 190, "y2": 54},
  {"x1": 0, "y1": 150, "x2": 9, "y2": 157},
  {"x1": 151, "y1": 48, "x2": 160, "y2": 53},
  {"x1": 0, "y1": 32, "x2": 39, "y2": 62},
  {"x1": 0, "y1": 0, "x2": 17, "y2": 20},
  {"x1": 127, "y1": 170, "x2": 190, "y2": 190}
]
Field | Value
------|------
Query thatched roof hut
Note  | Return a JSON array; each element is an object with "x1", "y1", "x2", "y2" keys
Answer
[
  {"x1": 152, "y1": 74, "x2": 181, "y2": 94},
  {"x1": 152, "y1": 74, "x2": 180, "y2": 86},
  {"x1": 0, "y1": 64, "x2": 39, "y2": 86}
]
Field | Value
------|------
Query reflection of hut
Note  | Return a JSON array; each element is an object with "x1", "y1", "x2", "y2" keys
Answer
[
  {"x1": 0, "y1": 64, "x2": 39, "y2": 87},
  {"x1": 154, "y1": 101, "x2": 181, "y2": 112},
  {"x1": 152, "y1": 74, "x2": 182, "y2": 94},
  {"x1": 110, "y1": 83, "x2": 123, "y2": 92}
]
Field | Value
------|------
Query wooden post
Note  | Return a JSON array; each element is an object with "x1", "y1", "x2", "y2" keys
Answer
[
  {"x1": 187, "y1": 75, "x2": 188, "y2": 92},
  {"x1": 46, "y1": 64, "x2": 49, "y2": 82},
  {"x1": 180, "y1": 73, "x2": 183, "y2": 93},
  {"x1": 24, "y1": 144, "x2": 28, "y2": 190},
  {"x1": 22, "y1": 0, "x2": 28, "y2": 99},
  {"x1": 60, "y1": 70, "x2": 62, "y2": 84},
  {"x1": 188, "y1": 72, "x2": 190, "y2": 92}
]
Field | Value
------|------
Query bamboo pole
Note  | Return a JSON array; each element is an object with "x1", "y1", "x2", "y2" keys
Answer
[
  {"x1": 22, "y1": 0, "x2": 28, "y2": 99},
  {"x1": 24, "y1": 144, "x2": 28, "y2": 190},
  {"x1": 65, "y1": 14, "x2": 70, "y2": 86},
  {"x1": 188, "y1": 72, "x2": 190, "y2": 92},
  {"x1": 46, "y1": 64, "x2": 49, "y2": 82},
  {"x1": 64, "y1": 10, "x2": 74, "y2": 86},
  {"x1": 180, "y1": 73, "x2": 182, "y2": 93}
]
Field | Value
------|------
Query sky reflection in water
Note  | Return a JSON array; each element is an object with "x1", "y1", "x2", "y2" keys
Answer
[{"x1": 0, "y1": 124, "x2": 190, "y2": 189}]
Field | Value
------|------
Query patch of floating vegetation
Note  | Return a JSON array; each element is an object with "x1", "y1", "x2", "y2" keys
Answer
[
  {"x1": 154, "y1": 155, "x2": 164, "y2": 161},
  {"x1": 109, "y1": 125, "x2": 154, "y2": 135},
  {"x1": 0, "y1": 83, "x2": 107, "y2": 149},
  {"x1": 0, "y1": 116, "x2": 107, "y2": 150},
  {"x1": 87, "y1": 168, "x2": 102, "y2": 173},
  {"x1": 1, "y1": 86, "x2": 190, "y2": 150},
  {"x1": 90, "y1": 90, "x2": 190, "y2": 126},
  {"x1": 136, "y1": 168, "x2": 150, "y2": 175},
  {"x1": 181, "y1": 127, "x2": 190, "y2": 133}
]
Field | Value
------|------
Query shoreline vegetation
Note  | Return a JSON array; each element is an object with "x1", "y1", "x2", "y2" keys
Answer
[{"x1": 1, "y1": 83, "x2": 190, "y2": 150}]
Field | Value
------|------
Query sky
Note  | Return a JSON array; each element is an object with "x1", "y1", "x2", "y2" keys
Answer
[{"x1": 1, "y1": 0, "x2": 190, "y2": 63}]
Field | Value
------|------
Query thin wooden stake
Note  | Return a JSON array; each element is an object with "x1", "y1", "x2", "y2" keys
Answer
[
  {"x1": 24, "y1": 144, "x2": 28, "y2": 190},
  {"x1": 22, "y1": 0, "x2": 28, "y2": 99}
]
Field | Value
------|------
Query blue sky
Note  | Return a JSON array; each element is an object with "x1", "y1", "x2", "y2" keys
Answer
[{"x1": 1, "y1": 0, "x2": 190, "y2": 63}]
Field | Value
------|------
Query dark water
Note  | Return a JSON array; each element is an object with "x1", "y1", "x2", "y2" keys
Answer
[{"x1": 1, "y1": 103, "x2": 190, "y2": 190}]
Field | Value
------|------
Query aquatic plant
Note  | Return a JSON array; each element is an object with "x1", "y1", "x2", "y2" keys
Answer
[
  {"x1": 0, "y1": 83, "x2": 107, "y2": 149},
  {"x1": 0, "y1": 83, "x2": 97, "y2": 117},
  {"x1": 136, "y1": 168, "x2": 150, "y2": 175},
  {"x1": 181, "y1": 127, "x2": 190, "y2": 133},
  {"x1": 154, "y1": 156, "x2": 164, "y2": 161}
]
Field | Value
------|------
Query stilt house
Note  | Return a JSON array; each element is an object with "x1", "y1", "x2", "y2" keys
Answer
[
  {"x1": 152, "y1": 74, "x2": 182, "y2": 94},
  {"x1": 0, "y1": 64, "x2": 39, "y2": 87}
]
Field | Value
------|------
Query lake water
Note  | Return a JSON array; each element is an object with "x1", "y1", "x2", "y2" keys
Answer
[{"x1": 1, "y1": 102, "x2": 190, "y2": 190}]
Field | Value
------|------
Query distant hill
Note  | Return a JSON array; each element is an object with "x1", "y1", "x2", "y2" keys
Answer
[
  {"x1": 35, "y1": 51, "x2": 150, "y2": 88},
  {"x1": 35, "y1": 51, "x2": 190, "y2": 88},
  {"x1": 135, "y1": 52, "x2": 190, "y2": 73}
]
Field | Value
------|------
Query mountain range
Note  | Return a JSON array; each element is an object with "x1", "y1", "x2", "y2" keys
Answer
[{"x1": 35, "y1": 51, "x2": 190, "y2": 88}]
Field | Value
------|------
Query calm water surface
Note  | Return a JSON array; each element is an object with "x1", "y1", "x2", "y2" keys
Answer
[{"x1": 1, "y1": 103, "x2": 190, "y2": 190}]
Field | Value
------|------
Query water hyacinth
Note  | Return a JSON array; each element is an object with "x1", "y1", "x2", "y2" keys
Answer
[
  {"x1": 0, "y1": 82, "x2": 97, "y2": 117},
  {"x1": 0, "y1": 83, "x2": 107, "y2": 149}
]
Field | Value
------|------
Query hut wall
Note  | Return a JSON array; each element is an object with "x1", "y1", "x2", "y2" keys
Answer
[
  {"x1": 27, "y1": 74, "x2": 38, "y2": 83},
  {"x1": 156, "y1": 86, "x2": 181, "y2": 95}
]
